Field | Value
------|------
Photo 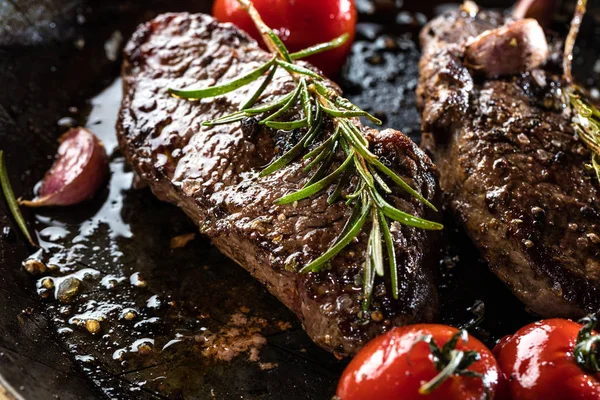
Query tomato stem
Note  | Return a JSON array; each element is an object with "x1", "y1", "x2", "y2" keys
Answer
[
  {"x1": 575, "y1": 314, "x2": 600, "y2": 373},
  {"x1": 412, "y1": 330, "x2": 490, "y2": 399},
  {"x1": 419, "y1": 349, "x2": 465, "y2": 394}
]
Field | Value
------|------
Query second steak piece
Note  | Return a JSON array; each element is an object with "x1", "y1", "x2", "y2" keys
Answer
[
  {"x1": 118, "y1": 13, "x2": 440, "y2": 355},
  {"x1": 418, "y1": 4, "x2": 600, "y2": 318}
]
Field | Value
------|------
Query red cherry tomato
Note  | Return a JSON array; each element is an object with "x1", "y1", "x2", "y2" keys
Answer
[
  {"x1": 212, "y1": 0, "x2": 357, "y2": 77},
  {"x1": 336, "y1": 324, "x2": 507, "y2": 400},
  {"x1": 494, "y1": 318, "x2": 600, "y2": 400}
]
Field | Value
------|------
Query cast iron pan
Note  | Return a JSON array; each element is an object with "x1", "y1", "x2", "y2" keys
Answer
[{"x1": 0, "y1": 1, "x2": 599, "y2": 399}]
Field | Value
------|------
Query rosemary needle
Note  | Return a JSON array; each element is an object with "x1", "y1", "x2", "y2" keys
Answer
[
  {"x1": 169, "y1": 56, "x2": 276, "y2": 99},
  {"x1": 0, "y1": 151, "x2": 36, "y2": 247},
  {"x1": 290, "y1": 34, "x2": 349, "y2": 60}
]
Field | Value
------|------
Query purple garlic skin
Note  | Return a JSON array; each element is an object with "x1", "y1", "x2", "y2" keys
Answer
[
  {"x1": 465, "y1": 18, "x2": 549, "y2": 78},
  {"x1": 21, "y1": 127, "x2": 109, "y2": 207}
]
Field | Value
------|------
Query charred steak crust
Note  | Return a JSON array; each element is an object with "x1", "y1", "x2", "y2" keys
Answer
[
  {"x1": 118, "y1": 13, "x2": 440, "y2": 355},
  {"x1": 418, "y1": 8, "x2": 600, "y2": 317}
]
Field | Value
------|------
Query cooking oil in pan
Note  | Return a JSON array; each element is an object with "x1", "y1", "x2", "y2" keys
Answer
[{"x1": 21, "y1": 79, "x2": 341, "y2": 399}]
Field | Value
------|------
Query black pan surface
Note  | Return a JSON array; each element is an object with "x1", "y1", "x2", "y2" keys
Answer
[{"x1": 0, "y1": 1, "x2": 599, "y2": 399}]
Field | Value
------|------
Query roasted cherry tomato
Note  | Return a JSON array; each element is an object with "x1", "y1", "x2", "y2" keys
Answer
[
  {"x1": 336, "y1": 324, "x2": 506, "y2": 400},
  {"x1": 212, "y1": 0, "x2": 357, "y2": 77},
  {"x1": 494, "y1": 317, "x2": 600, "y2": 400}
]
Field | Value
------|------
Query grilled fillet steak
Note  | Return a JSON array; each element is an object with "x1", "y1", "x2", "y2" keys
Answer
[
  {"x1": 418, "y1": 7, "x2": 600, "y2": 318},
  {"x1": 118, "y1": 13, "x2": 439, "y2": 355}
]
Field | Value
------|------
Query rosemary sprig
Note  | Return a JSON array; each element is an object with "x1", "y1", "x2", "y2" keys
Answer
[
  {"x1": 168, "y1": 0, "x2": 442, "y2": 309},
  {"x1": 0, "y1": 151, "x2": 36, "y2": 247},
  {"x1": 563, "y1": 0, "x2": 600, "y2": 182},
  {"x1": 571, "y1": 91, "x2": 600, "y2": 181}
]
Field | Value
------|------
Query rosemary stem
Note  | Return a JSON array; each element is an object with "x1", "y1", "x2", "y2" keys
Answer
[
  {"x1": 563, "y1": 0, "x2": 588, "y2": 84},
  {"x1": 236, "y1": 0, "x2": 280, "y2": 55}
]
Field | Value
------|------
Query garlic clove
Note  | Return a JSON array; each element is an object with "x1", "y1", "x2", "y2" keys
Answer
[
  {"x1": 465, "y1": 19, "x2": 549, "y2": 78},
  {"x1": 21, "y1": 127, "x2": 109, "y2": 207}
]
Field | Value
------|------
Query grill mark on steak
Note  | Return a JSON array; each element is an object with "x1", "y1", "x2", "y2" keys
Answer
[
  {"x1": 418, "y1": 7, "x2": 600, "y2": 318},
  {"x1": 118, "y1": 13, "x2": 440, "y2": 355}
]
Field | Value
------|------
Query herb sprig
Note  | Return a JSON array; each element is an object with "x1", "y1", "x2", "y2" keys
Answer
[
  {"x1": 571, "y1": 91, "x2": 600, "y2": 180},
  {"x1": 169, "y1": 0, "x2": 442, "y2": 309},
  {"x1": 564, "y1": 0, "x2": 600, "y2": 181}
]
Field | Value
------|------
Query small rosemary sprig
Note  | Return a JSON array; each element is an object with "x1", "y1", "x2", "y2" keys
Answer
[
  {"x1": 564, "y1": 0, "x2": 600, "y2": 182},
  {"x1": 0, "y1": 150, "x2": 36, "y2": 247},
  {"x1": 169, "y1": 0, "x2": 442, "y2": 309},
  {"x1": 571, "y1": 90, "x2": 600, "y2": 180}
]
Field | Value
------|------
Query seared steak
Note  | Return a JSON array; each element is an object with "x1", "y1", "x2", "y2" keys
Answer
[
  {"x1": 118, "y1": 13, "x2": 439, "y2": 355},
  {"x1": 418, "y1": 5, "x2": 600, "y2": 317}
]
